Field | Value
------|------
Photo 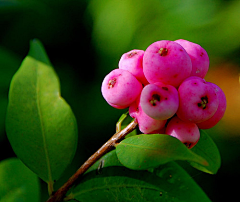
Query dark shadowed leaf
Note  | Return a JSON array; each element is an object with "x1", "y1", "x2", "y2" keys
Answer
[
  {"x1": 70, "y1": 150, "x2": 210, "y2": 202},
  {"x1": 0, "y1": 47, "x2": 20, "y2": 139}
]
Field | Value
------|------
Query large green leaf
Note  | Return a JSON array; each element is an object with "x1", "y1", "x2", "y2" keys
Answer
[
  {"x1": 70, "y1": 150, "x2": 210, "y2": 202},
  {"x1": 116, "y1": 134, "x2": 208, "y2": 170},
  {"x1": 0, "y1": 158, "x2": 40, "y2": 202},
  {"x1": 190, "y1": 130, "x2": 221, "y2": 174},
  {"x1": 5, "y1": 40, "x2": 78, "y2": 185}
]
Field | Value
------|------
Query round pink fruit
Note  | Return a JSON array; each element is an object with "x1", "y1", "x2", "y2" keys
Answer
[
  {"x1": 106, "y1": 101, "x2": 127, "y2": 109},
  {"x1": 197, "y1": 82, "x2": 227, "y2": 129},
  {"x1": 140, "y1": 82, "x2": 179, "y2": 120},
  {"x1": 143, "y1": 40, "x2": 192, "y2": 87},
  {"x1": 175, "y1": 39, "x2": 209, "y2": 78},
  {"x1": 118, "y1": 49, "x2": 148, "y2": 85},
  {"x1": 166, "y1": 116, "x2": 200, "y2": 149},
  {"x1": 129, "y1": 97, "x2": 167, "y2": 134},
  {"x1": 177, "y1": 77, "x2": 219, "y2": 123},
  {"x1": 101, "y1": 69, "x2": 142, "y2": 108}
]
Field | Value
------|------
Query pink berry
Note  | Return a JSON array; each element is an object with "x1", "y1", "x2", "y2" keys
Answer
[
  {"x1": 197, "y1": 82, "x2": 227, "y2": 129},
  {"x1": 143, "y1": 40, "x2": 192, "y2": 87},
  {"x1": 101, "y1": 69, "x2": 142, "y2": 108},
  {"x1": 118, "y1": 49, "x2": 148, "y2": 85},
  {"x1": 175, "y1": 39, "x2": 209, "y2": 78},
  {"x1": 140, "y1": 82, "x2": 179, "y2": 120},
  {"x1": 182, "y1": 75, "x2": 204, "y2": 82},
  {"x1": 166, "y1": 116, "x2": 200, "y2": 149},
  {"x1": 106, "y1": 101, "x2": 127, "y2": 109},
  {"x1": 177, "y1": 77, "x2": 219, "y2": 123},
  {"x1": 129, "y1": 97, "x2": 167, "y2": 134}
]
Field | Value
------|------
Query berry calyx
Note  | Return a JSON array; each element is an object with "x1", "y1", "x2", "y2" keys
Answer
[
  {"x1": 198, "y1": 96, "x2": 208, "y2": 109},
  {"x1": 150, "y1": 94, "x2": 161, "y2": 106},
  {"x1": 108, "y1": 78, "x2": 117, "y2": 88},
  {"x1": 158, "y1": 47, "x2": 168, "y2": 56}
]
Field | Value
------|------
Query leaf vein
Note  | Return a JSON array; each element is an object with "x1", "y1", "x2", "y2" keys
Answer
[
  {"x1": 120, "y1": 143, "x2": 165, "y2": 151},
  {"x1": 73, "y1": 184, "x2": 160, "y2": 198},
  {"x1": 35, "y1": 64, "x2": 53, "y2": 185}
]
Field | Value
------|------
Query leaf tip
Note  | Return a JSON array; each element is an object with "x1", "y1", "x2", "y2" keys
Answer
[
  {"x1": 29, "y1": 38, "x2": 44, "y2": 50},
  {"x1": 28, "y1": 39, "x2": 52, "y2": 66}
]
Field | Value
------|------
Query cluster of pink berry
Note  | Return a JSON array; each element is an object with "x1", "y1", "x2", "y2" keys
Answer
[{"x1": 101, "y1": 39, "x2": 226, "y2": 148}]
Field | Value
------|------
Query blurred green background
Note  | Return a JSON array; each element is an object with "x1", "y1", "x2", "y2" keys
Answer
[{"x1": 0, "y1": 0, "x2": 240, "y2": 201}]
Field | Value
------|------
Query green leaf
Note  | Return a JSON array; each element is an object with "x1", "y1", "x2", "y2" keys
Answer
[
  {"x1": 116, "y1": 134, "x2": 208, "y2": 170},
  {"x1": 190, "y1": 130, "x2": 221, "y2": 174},
  {"x1": 0, "y1": 158, "x2": 40, "y2": 202},
  {"x1": 70, "y1": 150, "x2": 210, "y2": 202},
  {"x1": 5, "y1": 40, "x2": 78, "y2": 185},
  {"x1": 28, "y1": 39, "x2": 52, "y2": 66},
  {"x1": 116, "y1": 111, "x2": 137, "y2": 138}
]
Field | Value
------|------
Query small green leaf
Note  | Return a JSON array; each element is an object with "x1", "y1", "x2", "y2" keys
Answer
[
  {"x1": 116, "y1": 111, "x2": 128, "y2": 126},
  {"x1": 70, "y1": 150, "x2": 210, "y2": 202},
  {"x1": 115, "y1": 111, "x2": 128, "y2": 132},
  {"x1": 116, "y1": 111, "x2": 137, "y2": 138},
  {"x1": 190, "y1": 130, "x2": 221, "y2": 174},
  {"x1": 116, "y1": 134, "x2": 208, "y2": 170},
  {"x1": 0, "y1": 158, "x2": 40, "y2": 202},
  {"x1": 5, "y1": 40, "x2": 78, "y2": 185}
]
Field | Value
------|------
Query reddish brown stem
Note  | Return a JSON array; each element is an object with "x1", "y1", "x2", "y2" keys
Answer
[{"x1": 46, "y1": 119, "x2": 138, "y2": 202}]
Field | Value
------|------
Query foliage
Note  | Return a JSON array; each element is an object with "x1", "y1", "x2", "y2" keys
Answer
[
  {"x1": 0, "y1": 158, "x2": 40, "y2": 202},
  {"x1": 71, "y1": 150, "x2": 211, "y2": 202},
  {"x1": 5, "y1": 40, "x2": 78, "y2": 192},
  {"x1": 1, "y1": 40, "x2": 220, "y2": 201},
  {"x1": 0, "y1": 0, "x2": 240, "y2": 201}
]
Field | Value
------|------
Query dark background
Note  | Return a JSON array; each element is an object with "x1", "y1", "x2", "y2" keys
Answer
[{"x1": 0, "y1": 0, "x2": 240, "y2": 201}]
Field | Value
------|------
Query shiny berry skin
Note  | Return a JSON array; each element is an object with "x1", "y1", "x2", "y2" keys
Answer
[
  {"x1": 177, "y1": 77, "x2": 219, "y2": 123},
  {"x1": 175, "y1": 39, "x2": 209, "y2": 78},
  {"x1": 101, "y1": 69, "x2": 142, "y2": 109},
  {"x1": 143, "y1": 40, "x2": 192, "y2": 87},
  {"x1": 119, "y1": 49, "x2": 148, "y2": 85},
  {"x1": 129, "y1": 97, "x2": 167, "y2": 134},
  {"x1": 140, "y1": 82, "x2": 179, "y2": 120},
  {"x1": 197, "y1": 82, "x2": 227, "y2": 129},
  {"x1": 166, "y1": 116, "x2": 200, "y2": 149}
]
